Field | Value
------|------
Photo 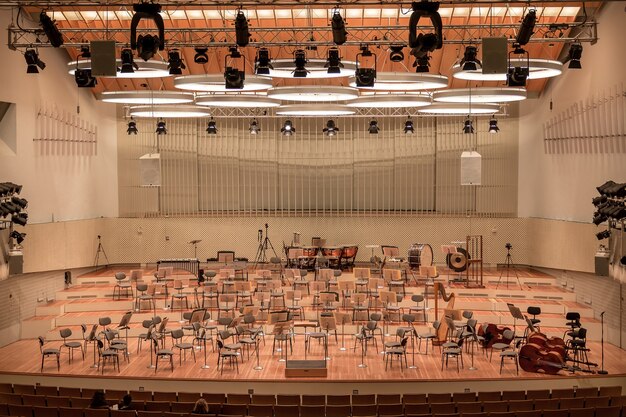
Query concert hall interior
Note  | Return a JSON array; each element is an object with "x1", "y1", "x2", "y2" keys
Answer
[{"x1": 1, "y1": 0, "x2": 626, "y2": 410}]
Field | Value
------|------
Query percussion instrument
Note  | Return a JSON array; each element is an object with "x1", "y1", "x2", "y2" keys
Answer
[
  {"x1": 302, "y1": 246, "x2": 319, "y2": 257},
  {"x1": 157, "y1": 258, "x2": 200, "y2": 276},
  {"x1": 321, "y1": 246, "x2": 343, "y2": 258},
  {"x1": 340, "y1": 245, "x2": 358, "y2": 268},
  {"x1": 447, "y1": 247, "x2": 470, "y2": 272},
  {"x1": 407, "y1": 243, "x2": 433, "y2": 268}
]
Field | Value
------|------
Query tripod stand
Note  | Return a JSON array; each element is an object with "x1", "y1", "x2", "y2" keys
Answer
[
  {"x1": 94, "y1": 235, "x2": 109, "y2": 267},
  {"x1": 254, "y1": 223, "x2": 278, "y2": 267},
  {"x1": 496, "y1": 245, "x2": 522, "y2": 289}
]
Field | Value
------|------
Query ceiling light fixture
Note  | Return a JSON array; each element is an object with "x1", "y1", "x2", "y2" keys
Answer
[
  {"x1": 224, "y1": 46, "x2": 245, "y2": 89},
  {"x1": 281, "y1": 120, "x2": 295, "y2": 136},
  {"x1": 452, "y1": 59, "x2": 563, "y2": 81},
  {"x1": 130, "y1": 105, "x2": 211, "y2": 118},
  {"x1": 136, "y1": 34, "x2": 160, "y2": 62},
  {"x1": 79, "y1": 45, "x2": 91, "y2": 58},
  {"x1": 596, "y1": 230, "x2": 611, "y2": 240},
  {"x1": 389, "y1": 45, "x2": 405, "y2": 62},
  {"x1": 195, "y1": 95, "x2": 280, "y2": 108},
  {"x1": 130, "y1": 2, "x2": 165, "y2": 60},
  {"x1": 516, "y1": 9, "x2": 537, "y2": 46},
  {"x1": 74, "y1": 67, "x2": 97, "y2": 88},
  {"x1": 346, "y1": 94, "x2": 430, "y2": 108},
  {"x1": 331, "y1": 9, "x2": 347, "y2": 45},
  {"x1": 97, "y1": 91, "x2": 194, "y2": 104},
  {"x1": 39, "y1": 11, "x2": 63, "y2": 47},
  {"x1": 463, "y1": 117, "x2": 474, "y2": 134},
  {"x1": 12, "y1": 213, "x2": 28, "y2": 227},
  {"x1": 433, "y1": 87, "x2": 527, "y2": 103},
  {"x1": 10, "y1": 230, "x2": 26, "y2": 245},
  {"x1": 276, "y1": 104, "x2": 355, "y2": 117},
  {"x1": 461, "y1": 45, "x2": 481, "y2": 71},
  {"x1": 418, "y1": 103, "x2": 500, "y2": 115},
  {"x1": 194, "y1": 47, "x2": 209, "y2": 64},
  {"x1": 167, "y1": 50, "x2": 185, "y2": 75},
  {"x1": 404, "y1": 117, "x2": 415, "y2": 134},
  {"x1": 234, "y1": 10, "x2": 250, "y2": 47},
  {"x1": 206, "y1": 117, "x2": 218, "y2": 134},
  {"x1": 256, "y1": 58, "x2": 356, "y2": 79},
  {"x1": 249, "y1": 119, "x2": 260, "y2": 135},
  {"x1": 127, "y1": 118, "x2": 138, "y2": 135},
  {"x1": 488, "y1": 117, "x2": 500, "y2": 133},
  {"x1": 325, "y1": 48, "x2": 343, "y2": 74},
  {"x1": 24, "y1": 49, "x2": 45, "y2": 73},
  {"x1": 368, "y1": 120, "x2": 380, "y2": 134},
  {"x1": 69, "y1": 58, "x2": 169, "y2": 78},
  {"x1": 155, "y1": 118, "x2": 167, "y2": 135},
  {"x1": 120, "y1": 49, "x2": 138, "y2": 74},
  {"x1": 563, "y1": 43, "x2": 583, "y2": 69},
  {"x1": 349, "y1": 72, "x2": 448, "y2": 91},
  {"x1": 408, "y1": 1, "x2": 443, "y2": 73},
  {"x1": 355, "y1": 45, "x2": 376, "y2": 87},
  {"x1": 267, "y1": 86, "x2": 359, "y2": 102},
  {"x1": 255, "y1": 48, "x2": 273, "y2": 75},
  {"x1": 293, "y1": 49, "x2": 309, "y2": 78},
  {"x1": 323, "y1": 119, "x2": 339, "y2": 137},
  {"x1": 174, "y1": 74, "x2": 272, "y2": 92}
]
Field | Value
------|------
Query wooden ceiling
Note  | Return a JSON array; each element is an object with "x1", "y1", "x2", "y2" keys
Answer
[{"x1": 18, "y1": 2, "x2": 601, "y2": 95}]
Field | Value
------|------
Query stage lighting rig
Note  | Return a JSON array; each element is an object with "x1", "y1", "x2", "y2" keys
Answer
[
  {"x1": 39, "y1": 11, "x2": 63, "y2": 47},
  {"x1": 461, "y1": 45, "x2": 481, "y2": 71},
  {"x1": 255, "y1": 48, "x2": 272, "y2": 75},
  {"x1": 488, "y1": 117, "x2": 500, "y2": 133},
  {"x1": 235, "y1": 10, "x2": 251, "y2": 47},
  {"x1": 516, "y1": 9, "x2": 536, "y2": 46},
  {"x1": 408, "y1": 1, "x2": 443, "y2": 73},
  {"x1": 355, "y1": 45, "x2": 376, "y2": 87},
  {"x1": 249, "y1": 119, "x2": 260, "y2": 135},
  {"x1": 130, "y1": 2, "x2": 165, "y2": 59},
  {"x1": 156, "y1": 118, "x2": 167, "y2": 135},
  {"x1": 10, "y1": 230, "x2": 26, "y2": 245},
  {"x1": 563, "y1": 43, "x2": 583, "y2": 69},
  {"x1": 331, "y1": 9, "x2": 348, "y2": 45},
  {"x1": 11, "y1": 197, "x2": 28, "y2": 210},
  {"x1": 325, "y1": 48, "x2": 343, "y2": 74},
  {"x1": 24, "y1": 49, "x2": 45, "y2": 74},
  {"x1": 127, "y1": 118, "x2": 138, "y2": 135},
  {"x1": 12, "y1": 213, "x2": 28, "y2": 227},
  {"x1": 75, "y1": 68, "x2": 97, "y2": 88},
  {"x1": 323, "y1": 120, "x2": 339, "y2": 137},
  {"x1": 293, "y1": 49, "x2": 309, "y2": 78},
  {"x1": 206, "y1": 117, "x2": 218, "y2": 134},
  {"x1": 167, "y1": 50, "x2": 186, "y2": 75},
  {"x1": 596, "y1": 230, "x2": 611, "y2": 240},
  {"x1": 368, "y1": 120, "x2": 380, "y2": 134},
  {"x1": 224, "y1": 47, "x2": 245, "y2": 89},
  {"x1": 281, "y1": 120, "x2": 295, "y2": 136},
  {"x1": 389, "y1": 45, "x2": 405, "y2": 63},
  {"x1": 507, "y1": 49, "x2": 530, "y2": 87},
  {"x1": 463, "y1": 117, "x2": 474, "y2": 134},
  {"x1": 404, "y1": 117, "x2": 415, "y2": 134},
  {"x1": 194, "y1": 48, "x2": 209, "y2": 64}
]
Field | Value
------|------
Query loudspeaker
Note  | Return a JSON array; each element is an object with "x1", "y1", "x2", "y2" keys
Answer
[
  {"x1": 460, "y1": 151, "x2": 482, "y2": 185},
  {"x1": 140, "y1": 153, "x2": 161, "y2": 186},
  {"x1": 8, "y1": 254, "x2": 23, "y2": 275},
  {"x1": 90, "y1": 40, "x2": 117, "y2": 77},
  {"x1": 482, "y1": 37, "x2": 508, "y2": 75}
]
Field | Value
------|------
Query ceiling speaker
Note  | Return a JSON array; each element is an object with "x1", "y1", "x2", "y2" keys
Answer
[
  {"x1": 139, "y1": 153, "x2": 161, "y2": 187},
  {"x1": 482, "y1": 37, "x2": 508, "y2": 75},
  {"x1": 90, "y1": 40, "x2": 117, "y2": 77},
  {"x1": 461, "y1": 151, "x2": 482, "y2": 185}
]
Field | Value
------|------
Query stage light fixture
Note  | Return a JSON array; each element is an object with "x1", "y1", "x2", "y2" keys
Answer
[
  {"x1": 404, "y1": 117, "x2": 415, "y2": 134},
  {"x1": 249, "y1": 119, "x2": 260, "y2": 135},
  {"x1": 75, "y1": 68, "x2": 97, "y2": 88},
  {"x1": 563, "y1": 43, "x2": 583, "y2": 69},
  {"x1": 368, "y1": 120, "x2": 380, "y2": 134},
  {"x1": 235, "y1": 10, "x2": 251, "y2": 47},
  {"x1": 596, "y1": 180, "x2": 615, "y2": 196},
  {"x1": 155, "y1": 118, "x2": 167, "y2": 135},
  {"x1": 281, "y1": 120, "x2": 295, "y2": 136},
  {"x1": 355, "y1": 45, "x2": 376, "y2": 87},
  {"x1": 323, "y1": 119, "x2": 339, "y2": 137},
  {"x1": 325, "y1": 48, "x2": 343, "y2": 74},
  {"x1": 592, "y1": 213, "x2": 607, "y2": 225},
  {"x1": 592, "y1": 195, "x2": 608, "y2": 206},
  {"x1": 206, "y1": 117, "x2": 218, "y2": 134},
  {"x1": 194, "y1": 48, "x2": 209, "y2": 64},
  {"x1": 596, "y1": 230, "x2": 611, "y2": 240},
  {"x1": 488, "y1": 117, "x2": 500, "y2": 133},
  {"x1": 127, "y1": 118, "x2": 138, "y2": 135},
  {"x1": 389, "y1": 45, "x2": 405, "y2": 62},
  {"x1": 408, "y1": 1, "x2": 442, "y2": 73},
  {"x1": 11, "y1": 197, "x2": 28, "y2": 209},
  {"x1": 293, "y1": 49, "x2": 309, "y2": 78},
  {"x1": 12, "y1": 213, "x2": 28, "y2": 227},
  {"x1": 224, "y1": 47, "x2": 246, "y2": 89},
  {"x1": 331, "y1": 9, "x2": 347, "y2": 45},
  {"x1": 10, "y1": 230, "x2": 25, "y2": 245},
  {"x1": 120, "y1": 48, "x2": 138, "y2": 73},
  {"x1": 463, "y1": 117, "x2": 474, "y2": 134},
  {"x1": 516, "y1": 9, "x2": 537, "y2": 46},
  {"x1": 254, "y1": 48, "x2": 273, "y2": 75},
  {"x1": 414, "y1": 55, "x2": 431, "y2": 73},
  {"x1": 507, "y1": 66, "x2": 529, "y2": 87},
  {"x1": 24, "y1": 49, "x2": 45, "y2": 73},
  {"x1": 167, "y1": 50, "x2": 186, "y2": 75},
  {"x1": 80, "y1": 45, "x2": 91, "y2": 58},
  {"x1": 461, "y1": 46, "x2": 481, "y2": 71},
  {"x1": 39, "y1": 11, "x2": 63, "y2": 47},
  {"x1": 130, "y1": 2, "x2": 165, "y2": 57}
]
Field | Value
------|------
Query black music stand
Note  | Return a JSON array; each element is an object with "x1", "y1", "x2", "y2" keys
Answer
[
  {"x1": 189, "y1": 240, "x2": 202, "y2": 258},
  {"x1": 118, "y1": 311, "x2": 133, "y2": 356},
  {"x1": 145, "y1": 326, "x2": 155, "y2": 369},
  {"x1": 86, "y1": 324, "x2": 99, "y2": 368},
  {"x1": 319, "y1": 316, "x2": 333, "y2": 361},
  {"x1": 334, "y1": 312, "x2": 351, "y2": 352},
  {"x1": 507, "y1": 303, "x2": 525, "y2": 345}
]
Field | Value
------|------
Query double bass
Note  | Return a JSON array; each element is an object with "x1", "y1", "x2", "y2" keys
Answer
[
  {"x1": 477, "y1": 323, "x2": 513, "y2": 348},
  {"x1": 519, "y1": 343, "x2": 565, "y2": 375},
  {"x1": 526, "y1": 331, "x2": 567, "y2": 359}
]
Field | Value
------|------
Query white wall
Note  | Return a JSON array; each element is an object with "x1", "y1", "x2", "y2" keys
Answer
[
  {"x1": 518, "y1": 2, "x2": 626, "y2": 222},
  {"x1": 0, "y1": 10, "x2": 118, "y2": 224}
]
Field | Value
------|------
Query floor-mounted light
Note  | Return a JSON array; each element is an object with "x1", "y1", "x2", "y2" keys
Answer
[
  {"x1": 323, "y1": 120, "x2": 339, "y2": 137},
  {"x1": 127, "y1": 118, "x2": 138, "y2": 135},
  {"x1": 156, "y1": 118, "x2": 167, "y2": 135},
  {"x1": 368, "y1": 120, "x2": 380, "y2": 134},
  {"x1": 281, "y1": 120, "x2": 295, "y2": 136}
]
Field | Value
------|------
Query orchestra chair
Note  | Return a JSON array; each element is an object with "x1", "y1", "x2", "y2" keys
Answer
[
  {"x1": 38, "y1": 336, "x2": 60, "y2": 372},
  {"x1": 113, "y1": 272, "x2": 133, "y2": 300},
  {"x1": 353, "y1": 322, "x2": 378, "y2": 353},
  {"x1": 136, "y1": 319, "x2": 155, "y2": 353},
  {"x1": 441, "y1": 334, "x2": 464, "y2": 372},
  {"x1": 135, "y1": 283, "x2": 156, "y2": 313},
  {"x1": 563, "y1": 312, "x2": 582, "y2": 340},
  {"x1": 59, "y1": 328, "x2": 84, "y2": 363},
  {"x1": 408, "y1": 294, "x2": 427, "y2": 323},
  {"x1": 567, "y1": 327, "x2": 591, "y2": 371},
  {"x1": 153, "y1": 337, "x2": 174, "y2": 373},
  {"x1": 96, "y1": 339, "x2": 119, "y2": 374},
  {"x1": 489, "y1": 329, "x2": 515, "y2": 361},
  {"x1": 416, "y1": 321, "x2": 441, "y2": 355},
  {"x1": 286, "y1": 290, "x2": 304, "y2": 320},
  {"x1": 384, "y1": 336, "x2": 408, "y2": 370},
  {"x1": 527, "y1": 306, "x2": 542, "y2": 329},
  {"x1": 170, "y1": 329, "x2": 196, "y2": 364}
]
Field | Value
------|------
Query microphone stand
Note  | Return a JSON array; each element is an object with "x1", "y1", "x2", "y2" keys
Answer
[{"x1": 598, "y1": 311, "x2": 608, "y2": 374}]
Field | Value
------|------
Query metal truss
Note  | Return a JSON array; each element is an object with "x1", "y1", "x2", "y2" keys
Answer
[{"x1": 8, "y1": 22, "x2": 597, "y2": 50}]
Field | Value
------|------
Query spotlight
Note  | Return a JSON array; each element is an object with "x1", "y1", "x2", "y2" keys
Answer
[
  {"x1": 368, "y1": 120, "x2": 379, "y2": 134},
  {"x1": 355, "y1": 45, "x2": 376, "y2": 87},
  {"x1": 2, "y1": 202, "x2": 19, "y2": 215},
  {"x1": 12, "y1": 213, "x2": 28, "y2": 227},
  {"x1": 507, "y1": 64, "x2": 529, "y2": 87},
  {"x1": 80, "y1": 45, "x2": 91, "y2": 58},
  {"x1": 488, "y1": 117, "x2": 500, "y2": 133},
  {"x1": 323, "y1": 120, "x2": 339, "y2": 137},
  {"x1": 156, "y1": 119, "x2": 167, "y2": 135},
  {"x1": 596, "y1": 230, "x2": 611, "y2": 240},
  {"x1": 596, "y1": 180, "x2": 615, "y2": 196},
  {"x1": 120, "y1": 48, "x2": 138, "y2": 73},
  {"x1": 563, "y1": 43, "x2": 583, "y2": 69},
  {"x1": 127, "y1": 118, "x2": 138, "y2": 135},
  {"x1": 24, "y1": 49, "x2": 45, "y2": 74},
  {"x1": 10, "y1": 230, "x2": 25, "y2": 245},
  {"x1": 331, "y1": 9, "x2": 347, "y2": 45},
  {"x1": 404, "y1": 117, "x2": 414, "y2": 134},
  {"x1": 11, "y1": 197, "x2": 28, "y2": 209},
  {"x1": 75, "y1": 68, "x2": 97, "y2": 88},
  {"x1": 325, "y1": 48, "x2": 343, "y2": 74},
  {"x1": 224, "y1": 47, "x2": 245, "y2": 89},
  {"x1": 389, "y1": 45, "x2": 405, "y2": 62},
  {"x1": 293, "y1": 49, "x2": 309, "y2": 78},
  {"x1": 39, "y1": 11, "x2": 63, "y2": 47},
  {"x1": 194, "y1": 47, "x2": 209, "y2": 64},
  {"x1": 255, "y1": 48, "x2": 273, "y2": 75},
  {"x1": 592, "y1": 195, "x2": 608, "y2": 206},
  {"x1": 137, "y1": 34, "x2": 160, "y2": 61},
  {"x1": 281, "y1": 120, "x2": 295, "y2": 136},
  {"x1": 463, "y1": 117, "x2": 474, "y2": 134},
  {"x1": 408, "y1": 1, "x2": 443, "y2": 72},
  {"x1": 414, "y1": 55, "x2": 431, "y2": 73},
  {"x1": 167, "y1": 50, "x2": 186, "y2": 75},
  {"x1": 515, "y1": 9, "x2": 537, "y2": 46},
  {"x1": 461, "y1": 45, "x2": 481, "y2": 71},
  {"x1": 130, "y1": 2, "x2": 165, "y2": 55},
  {"x1": 234, "y1": 10, "x2": 250, "y2": 47},
  {"x1": 206, "y1": 117, "x2": 218, "y2": 134},
  {"x1": 592, "y1": 213, "x2": 607, "y2": 225},
  {"x1": 249, "y1": 119, "x2": 260, "y2": 135}
]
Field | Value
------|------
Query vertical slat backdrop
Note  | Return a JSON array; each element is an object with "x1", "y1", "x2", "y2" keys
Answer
[{"x1": 118, "y1": 114, "x2": 517, "y2": 218}]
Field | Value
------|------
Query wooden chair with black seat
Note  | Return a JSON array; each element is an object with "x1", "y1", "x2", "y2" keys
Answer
[{"x1": 38, "y1": 336, "x2": 60, "y2": 372}]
